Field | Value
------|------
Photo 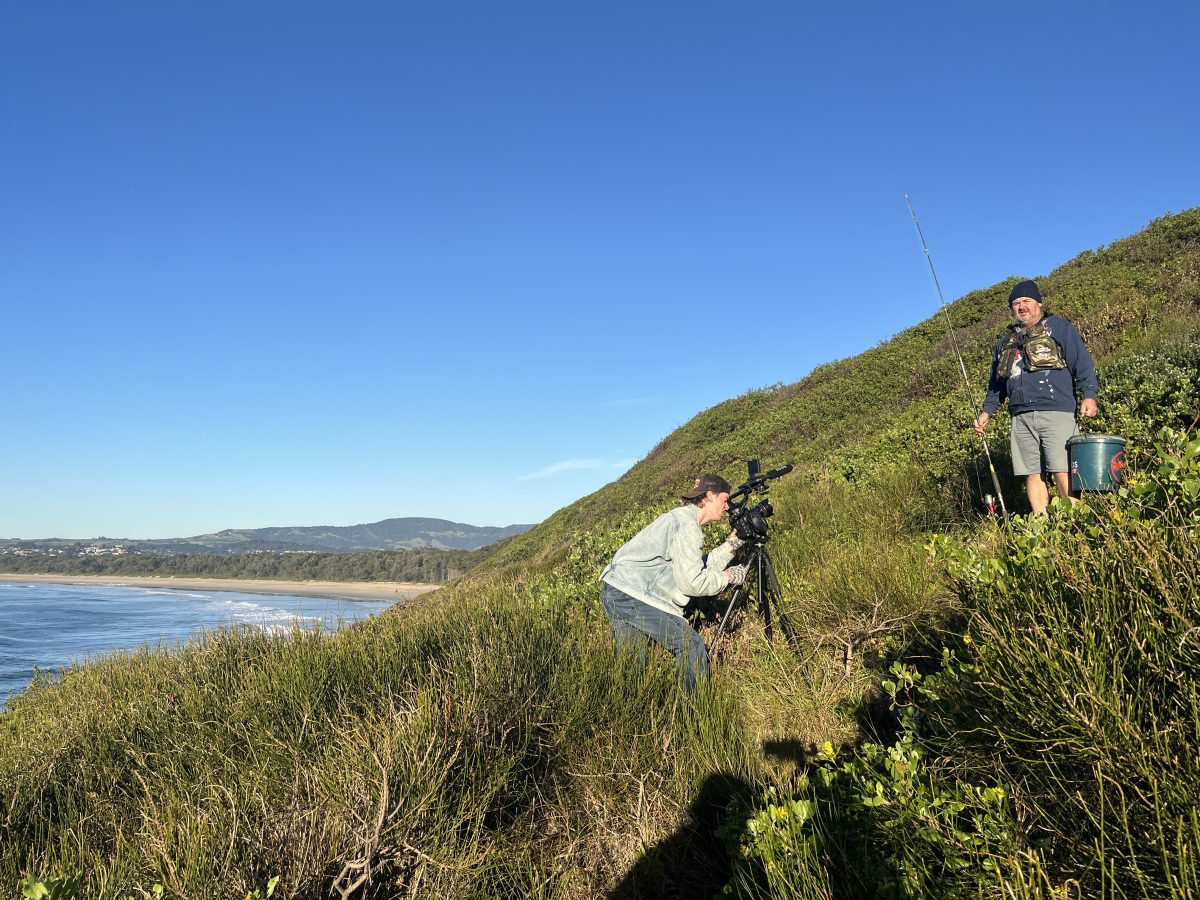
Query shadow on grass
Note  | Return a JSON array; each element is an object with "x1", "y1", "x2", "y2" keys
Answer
[
  {"x1": 608, "y1": 772, "x2": 752, "y2": 900},
  {"x1": 761, "y1": 737, "x2": 809, "y2": 767}
]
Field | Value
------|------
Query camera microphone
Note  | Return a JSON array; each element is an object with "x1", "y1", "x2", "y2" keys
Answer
[{"x1": 765, "y1": 464, "x2": 793, "y2": 480}]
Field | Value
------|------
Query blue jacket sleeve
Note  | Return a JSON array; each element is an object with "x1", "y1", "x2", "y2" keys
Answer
[
  {"x1": 981, "y1": 335, "x2": 1008, "y2": 415},
  {"x1": 1056, "y1": 317, "x2": 1099, "y2": 400}
]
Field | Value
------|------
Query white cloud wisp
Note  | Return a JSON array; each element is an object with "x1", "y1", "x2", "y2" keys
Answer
[{"x1": 517, "y1": 457, "x2": 636, "y2": 481}]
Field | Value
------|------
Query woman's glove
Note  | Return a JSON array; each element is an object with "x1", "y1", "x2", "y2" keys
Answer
[
  {"x1": 725, "y1": 564, "x2": 749, "y2": 587},
  {"x1": 725, "y1": 532, "x2": 745, "y2": 551}
]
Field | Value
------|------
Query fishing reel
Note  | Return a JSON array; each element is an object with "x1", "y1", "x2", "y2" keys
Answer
[{"x1": 726, "y1": 459, "x2": 792, "y2": 543}]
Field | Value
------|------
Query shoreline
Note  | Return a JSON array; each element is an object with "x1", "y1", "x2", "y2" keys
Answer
[{"x1": 0, "y1": 573, "x2": 439, "y2": 603}]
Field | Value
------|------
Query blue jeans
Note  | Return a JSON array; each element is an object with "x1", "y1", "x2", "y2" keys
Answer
[{"x1": 599, "y1": 583, "x2": 710, "y2": 694}]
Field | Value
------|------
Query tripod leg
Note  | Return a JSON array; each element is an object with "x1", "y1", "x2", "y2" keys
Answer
[
  {"x1": 761, "y1": 551, "x2": 803, "y2": 656},
  {"x1": 755, "y1": 549, "x2": 774, "y2": 641},
  {"x1": 712, "y1": 584, "x2": 744, "y2": 647}
]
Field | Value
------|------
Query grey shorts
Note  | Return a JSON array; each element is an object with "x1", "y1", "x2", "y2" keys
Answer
[{"x1": 1010, "y1": 410, "x2": 1078, "y2": 476}]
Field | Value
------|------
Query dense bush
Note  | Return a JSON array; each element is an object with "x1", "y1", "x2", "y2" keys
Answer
[
  {"x1": 924, "y1": 429, "x2": 1200, "y2": 896},
  {"x1": 720, "y1": 704, "x2": 1019, "y2": 899},
  {"x1": 1096, "y1": 339, "x2": 1200, "y2": 449}
]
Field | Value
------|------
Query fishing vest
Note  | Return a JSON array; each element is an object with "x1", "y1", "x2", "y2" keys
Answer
[{"x1": 997, "y1": 318, "x2": 1066, "y2": 375}]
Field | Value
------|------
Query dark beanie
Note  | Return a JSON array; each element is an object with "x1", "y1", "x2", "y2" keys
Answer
[{"x1": 1008, "y1": 279, "x2": 1043, "y2": 306}]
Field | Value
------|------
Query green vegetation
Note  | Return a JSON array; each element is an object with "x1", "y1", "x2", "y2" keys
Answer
[
  {"x1": 1, "y1": 209, "x2": 1197, "y2": 897},
  {"x1": 0, "y1": 543, "x2": 502, "y2": 584},
  {"x1": 924, "y1": 428, "x2": 1200, "y2": 895}
]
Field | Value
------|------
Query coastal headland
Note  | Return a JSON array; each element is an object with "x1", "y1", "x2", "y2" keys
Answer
[{"x1": 0, "y1": 573, "x2": 438, "y2": 602}]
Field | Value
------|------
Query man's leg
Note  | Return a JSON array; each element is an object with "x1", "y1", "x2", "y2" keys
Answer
[
  {"x1": 600, "y1": 584, "x2": 651, "y2": 671},
  {"x1": 1025, "y1": 474, "x2": 1050, "y2": 515},
  {"x1": 599, "y1": 584, "x2": 709, "y2": 693},
  {"x1": 1052, "y1": 471, "x2": 1075, "y2": 503},
  {"x1": 1011, "y1": 414, "x2": 1050, "y2": 514},
  {"x1": 655, "y1": 618, "x2": 711, "y2": 694},
  {"x1": 1040, "y1": 412, "x2": 1079, "y2": 505}
]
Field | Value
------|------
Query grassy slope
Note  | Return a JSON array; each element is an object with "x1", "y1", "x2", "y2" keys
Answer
[
  {"x1": 1, "y1": 209, "x2": 1197, "y2": 898},
  {"x1": 475, "y1": 207, "x2": 1200, "y2": 577}
]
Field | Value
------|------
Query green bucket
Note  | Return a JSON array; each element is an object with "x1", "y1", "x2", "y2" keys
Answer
[{"x1": 1067, "y1": 434, "x2": 1127, "y2": 492}]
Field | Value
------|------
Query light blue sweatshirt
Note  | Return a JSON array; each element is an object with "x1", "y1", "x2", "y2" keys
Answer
[{"x1": 600, "y1": 504, "x2": 736, "y2": 619}]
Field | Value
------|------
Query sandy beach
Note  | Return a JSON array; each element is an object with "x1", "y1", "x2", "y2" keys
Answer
[{"x1": 0, "y1": 573, "x2": 439, "y2": 603}]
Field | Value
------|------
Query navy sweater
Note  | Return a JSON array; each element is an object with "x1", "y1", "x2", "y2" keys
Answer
[{"x1": 982, "y1": 315, "x2": 1098, "y2": 417}]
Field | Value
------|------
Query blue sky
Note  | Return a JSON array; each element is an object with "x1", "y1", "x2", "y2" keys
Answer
[{"x1": 3, "y1": 2, "x2": 1197, "y2": 538}]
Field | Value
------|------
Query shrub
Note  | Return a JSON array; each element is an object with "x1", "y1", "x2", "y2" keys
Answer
[
  {"x1": 1096, "y1": 340, "x2": 1200, "y2": 450},
  {"x1": 719, "y1": 665, "x2": 1021, "y2": 899},
  {"x1": 924, "y1": 429, "x2": 1200, "y2": 896}
]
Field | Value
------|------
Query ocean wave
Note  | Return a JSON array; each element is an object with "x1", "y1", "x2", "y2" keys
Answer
[
  {"x1": 126, "y1": 589, "x2": 205, "y2": 599},
  {"x1": 200, "y1": 597, "x2": 328, "y2": 625},
  {"x1": 0, "y1": 585, "x2": 367, "y2": 701},
  {"x1": 204, "y1": 598, "x2": 289, "y2": 616},
  {"x1": 0, "y1": 634, "x2": 42, "y2": 646}
]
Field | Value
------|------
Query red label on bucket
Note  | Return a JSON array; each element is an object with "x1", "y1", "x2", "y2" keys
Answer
[{"x1": 1111, "y1": 450, "x2": 1126, "y2": 484}]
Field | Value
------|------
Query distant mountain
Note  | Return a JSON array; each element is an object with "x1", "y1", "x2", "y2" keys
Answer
[{"x1": 0, "y1": 517, "x2": 535, "y2": 556}]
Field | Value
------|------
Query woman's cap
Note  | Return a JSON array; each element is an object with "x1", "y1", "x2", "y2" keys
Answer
[{"x1": 682, "y1": 473, "x2": 732, "y2": 500}]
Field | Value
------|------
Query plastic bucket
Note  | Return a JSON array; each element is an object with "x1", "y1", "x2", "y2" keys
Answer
[{"x1": 1067, "y1": 434, "x2": 1127, "y2": 492}]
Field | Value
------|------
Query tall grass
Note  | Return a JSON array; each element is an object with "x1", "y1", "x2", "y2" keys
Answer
[
  {"x1": 1, "y1": 466, "x2": 949, "y2": 897},
  {"x1": 0, "y1": 584, "x2": 762, "y2": 897},
  {"x1": 4, "y1": 444, "x2": 1197, "y2": 898}
]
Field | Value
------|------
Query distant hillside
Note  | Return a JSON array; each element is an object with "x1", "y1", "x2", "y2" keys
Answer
[{"x1": 1, "y1": 517, "x2": 535, "y2": 555}]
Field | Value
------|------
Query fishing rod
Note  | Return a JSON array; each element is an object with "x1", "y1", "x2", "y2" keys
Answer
[{"x1": 904, "y1": 193, "x2": 1011, "y2": 526}]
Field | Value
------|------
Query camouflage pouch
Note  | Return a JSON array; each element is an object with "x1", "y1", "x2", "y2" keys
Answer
[
  {"x1": 1022, "y1": 321, "x2": 1065, "y2": 371},
  {"x1": 996, "y1": 330, "x2": 1022, "y2": 376}
]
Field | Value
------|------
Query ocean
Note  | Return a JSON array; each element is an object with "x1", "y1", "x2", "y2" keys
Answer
[{"x1": 0, "y1": 580, "x2": 395, "y2": 706}]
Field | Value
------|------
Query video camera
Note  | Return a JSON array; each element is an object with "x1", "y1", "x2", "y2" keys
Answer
[{"x1": 727, "y1": 459, "x2": 793, "y2": 543}]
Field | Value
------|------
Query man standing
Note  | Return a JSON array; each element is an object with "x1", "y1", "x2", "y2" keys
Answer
[
  {"x1": 599, "y1": 474, "x2": 748, "y2": 694},
  {"x1": 974, "y1": 279, "x2": 1099, "y2": 514}
]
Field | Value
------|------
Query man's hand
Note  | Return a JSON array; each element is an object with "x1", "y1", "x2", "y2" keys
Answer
[
  {"x1": 725, "y1": 564, "x2": 748, "y2": 587},
  {"x1": 974, "y1": 412, "x2": 990, "y2": 435},
  {"x1": 1081, "y1": 398, "x2": 1098, "y2": 418}
]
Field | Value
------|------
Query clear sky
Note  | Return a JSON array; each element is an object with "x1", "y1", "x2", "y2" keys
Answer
[{"x1": 3, "y1": 2, "x2": 1197, "y2": 539}]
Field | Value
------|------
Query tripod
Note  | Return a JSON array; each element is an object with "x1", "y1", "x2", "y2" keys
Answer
[{"x1": 712, "y1": 540, "x2": 801, "y2": 655}]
